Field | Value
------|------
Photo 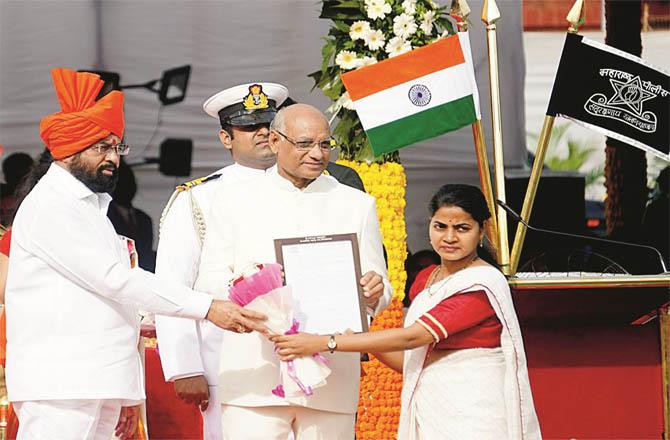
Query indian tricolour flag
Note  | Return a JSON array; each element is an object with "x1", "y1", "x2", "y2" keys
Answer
[{"x1": 341, "y1": 33, "x2": 481, "y2": 156}]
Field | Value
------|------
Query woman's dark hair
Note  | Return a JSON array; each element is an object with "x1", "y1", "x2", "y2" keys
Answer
[
  {"x1": 429, "y1": 184, "x2": 491, "y2": 225},
  {"x1": 428, "y1": 184, "x2": 497, "y2": 266},
  {"x1": 10, "y1": 149, "x2": 54, "y2": 224}
]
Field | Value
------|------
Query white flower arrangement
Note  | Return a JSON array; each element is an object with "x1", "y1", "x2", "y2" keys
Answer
[
  {"x1": 365, "y1": 0, "x2": 392, "y2": 20},
  {"x1": 359, "y1": 56, "x2": 378, "y2": 67},
  {"x1": 335, "y1": 50, "x2": 361, "y2": 70},
  {"x1": 392, "y1": 13, "x2": 418, "y2": 38},
  {"x1": 401, "y1": 0, "x2": 417, "y2": 15},
  {"x1": 385, "y1": 36, "x2": 412, "y2": 57},
  {"x1": 363, "y1": 28, "x2": 386, "y2": 50},
  {"x1": 420, "y1": 10, "x2": 436, "y2": 33},
  {"x1": 349, "y1": 20, "x2": 371, "y2": 40},
  {"x1": 314, "y1": 0, "x2": 455, "y2": 159}
]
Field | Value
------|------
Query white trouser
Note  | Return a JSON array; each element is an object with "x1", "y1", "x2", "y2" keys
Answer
[
  {"x1": 202, "y1": 384, "x2": 222, "y2": 440},
  {"x1": 14, "y1": 399, "x2": 122, "y2": 440},
  {"x1": 220, "y1": 404, "x2": 355, "y2": 440}
]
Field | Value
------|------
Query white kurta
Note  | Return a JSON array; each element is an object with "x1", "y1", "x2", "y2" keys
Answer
[
  {"x1": 6, "y1": 164, "x2": 212, "y2": 403},
  {"x1": 196, "y1": 169, "x2": 392, "y2": 414}
]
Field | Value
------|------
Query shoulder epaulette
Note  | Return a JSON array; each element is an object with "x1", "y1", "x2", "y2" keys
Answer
[
  {"x1": 176, "y1": 173, "x2": 222, "y2": 191},
  {"x1": 322, "y1": 169, "x2": 331, "y2": 176},
  {"x1": 159, "y1": 173, "x2": 222, "y2": 245}
]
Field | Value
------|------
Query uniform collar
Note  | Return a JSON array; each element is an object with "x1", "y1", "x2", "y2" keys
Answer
[
  {"x1": 49, "y1": 163, "x2": 113, "y2": 212},
  {"x1": 228, "y1": 162, "x2": 276, "y2": 176}
]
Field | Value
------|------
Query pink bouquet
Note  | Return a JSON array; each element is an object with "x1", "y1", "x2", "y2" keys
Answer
[{"x1": 228, "y1": 263, "x2": 331, "y2": 400}]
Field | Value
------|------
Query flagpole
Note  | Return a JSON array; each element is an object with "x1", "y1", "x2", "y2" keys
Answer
[
  {"x1": 472, "y1": 121, "x2": 500, "y2": 255},
  {"x1": 451, "y1": 0, "x2": 500, "y2": 258},
  {"x1": 508, "y1": 0, "x2": 585, "y2": 275},
  {"x1": 481, "y1": 0, "x2": 510, "y2": 274}
]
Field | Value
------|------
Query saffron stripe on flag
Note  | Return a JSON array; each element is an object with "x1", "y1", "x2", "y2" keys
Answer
[
  {"x1": 365, "y1": 95, "x2": 476, "y2": 155},
  {"x1": 353, "y1": 63, "x2": 473, "y2": 129},
  {"x1": 341, "y1": 35, "x2": 465, "y2": 101}
]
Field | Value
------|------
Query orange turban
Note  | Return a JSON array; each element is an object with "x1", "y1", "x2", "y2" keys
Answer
[{"x1": 39, "y1": 68, "x2": 125, "y2": 160}]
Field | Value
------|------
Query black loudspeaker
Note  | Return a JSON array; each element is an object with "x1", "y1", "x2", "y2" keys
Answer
[
  {"x1": 504, "y1": 170, "x2": 586, "y2": 268},
  {"x1": 159, "y1": 138, "x2": 192, "y2": 177}
]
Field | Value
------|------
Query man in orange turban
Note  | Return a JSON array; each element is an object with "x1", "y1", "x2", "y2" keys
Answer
[
  {"x1": 38, "y1": 68, "x2": 126, "y2": 194},
  {"x1": 5, "y1": 68, "x2": 268, "y2": 440}
]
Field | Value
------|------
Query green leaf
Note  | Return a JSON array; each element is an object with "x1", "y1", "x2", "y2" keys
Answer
[
  {"x1": 320, "y1": 0, "x2": 366, "y2": 20},
  {"x1": 321, "y1": 39, "x2": 336, "y2": 72},
  {"x1": 333, "y1": 20, "x2": 351, "y2": 33}
]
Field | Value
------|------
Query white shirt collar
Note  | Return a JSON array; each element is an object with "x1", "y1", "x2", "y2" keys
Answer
[
  {"x1": 48, "y1": 163, "x2": 113, "y2": 213},
  {"x1": 267, "y1": 167, "x2": 335, "y2": 193}
]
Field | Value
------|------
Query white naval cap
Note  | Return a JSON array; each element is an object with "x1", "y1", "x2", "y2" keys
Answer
[{"x1": 203, "y1": 82, "x2": 289, "y2": 126}]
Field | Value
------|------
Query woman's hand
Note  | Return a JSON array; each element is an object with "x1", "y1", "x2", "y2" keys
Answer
[{"x1": 270, "y1": 332, "x2": 329, "y2": 361}]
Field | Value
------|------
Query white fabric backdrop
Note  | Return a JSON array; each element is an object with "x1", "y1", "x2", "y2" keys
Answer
[{"x1": 0, "y1": 0, "x2": 526, "y2": 253}]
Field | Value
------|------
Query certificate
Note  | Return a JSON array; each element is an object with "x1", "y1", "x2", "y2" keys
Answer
[{"x1": 274, "y1": 234, "x2": 368, "y2": 334}]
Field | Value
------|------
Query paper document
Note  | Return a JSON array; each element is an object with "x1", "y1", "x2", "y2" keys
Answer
[{"x1": 275, "y1": 234, "x2": 367, "y2": 334}]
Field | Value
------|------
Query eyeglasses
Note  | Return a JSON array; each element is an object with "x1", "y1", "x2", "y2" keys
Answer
[
  {"x1": 274, "y1": 130, "x2": 337, "y2": 151},
  {"x1": 89, "y1": 142, "x2": 131, "y2": 156}
]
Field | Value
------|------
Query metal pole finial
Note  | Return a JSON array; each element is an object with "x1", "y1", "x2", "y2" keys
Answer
[
  {"x1": 481, "y1": 0, "x2": 501, "y2": 25},
  {"x1": 566, "y1": 0, "x2": 586, "y2": 33},
  {"x1": 451, "y1": 0, "x2": 471, "y2": 31}
]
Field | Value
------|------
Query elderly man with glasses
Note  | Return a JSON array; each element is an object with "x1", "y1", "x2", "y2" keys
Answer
[
  {"x1": 195, "y1": 103, "x2": 392, "y2": 440},
  {"x1": 5, "y1": 69, "x2": 268, "y2": 440},
  {"x1": 155, "y1": 86, "x2": 371, "y2": 439}
]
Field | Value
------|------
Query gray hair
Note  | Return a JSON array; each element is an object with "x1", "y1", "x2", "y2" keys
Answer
[{"x1": 270, "y1": 107, "x2": 287, "y2": 133}]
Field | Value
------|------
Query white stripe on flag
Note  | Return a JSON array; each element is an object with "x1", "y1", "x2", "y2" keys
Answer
[
  {"x1": 561, "y1": 114, "x2": 670, "y2": 162},
  {"x1": 354, "y1": 63, "x2": 474, "y2": 129},
  {"x1": 582, "y1": 37, "x2": 670, "y2": 76}
]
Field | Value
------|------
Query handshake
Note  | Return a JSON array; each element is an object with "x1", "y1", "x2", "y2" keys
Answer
[
  {"x1": 203, "y1": 267, "x2": 385, "y2": 335},
  {"x1": 204, "y1": 299, "x2": 269, "y2": 335}
]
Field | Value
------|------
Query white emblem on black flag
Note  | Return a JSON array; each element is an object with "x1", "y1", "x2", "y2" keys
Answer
[
  {"x1": 547, "y1": 33, "x2": 669, "y2": 162},
  {"x1": 584, "y1": 72, "x2": 659, "y2": 133}
]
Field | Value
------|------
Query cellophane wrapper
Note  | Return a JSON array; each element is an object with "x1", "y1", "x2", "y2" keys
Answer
[{"x1": 228, "y1": 264, "x2": 331, "y2": 399}]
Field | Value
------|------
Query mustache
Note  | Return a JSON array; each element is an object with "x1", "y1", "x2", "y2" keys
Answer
[{"x1": 99, "y1": 162, "x2": 118, "y2": 172}]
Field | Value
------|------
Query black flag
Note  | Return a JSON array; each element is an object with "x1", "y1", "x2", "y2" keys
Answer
[{"x1": 547, "y1": 33, "x2": 669, "y2": 161}]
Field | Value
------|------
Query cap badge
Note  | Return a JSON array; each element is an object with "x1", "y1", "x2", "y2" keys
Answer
[{"x1": 242, "y1": 84, "x2": 269, "y2": 111}]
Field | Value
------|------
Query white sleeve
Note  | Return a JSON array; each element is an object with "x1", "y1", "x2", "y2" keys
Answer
[
  {"x1": 154, "y1": 191, "x2": 207, "y2": 381},
  {"x1": 25, "y1": 200, "x2": 213, "y2": 320},
  {"x1": 360, "y1": 197, "x2": 393, "y2": 316},
  {"x1": 194, "y1": 189, "x2": 236, "y2": 299}
]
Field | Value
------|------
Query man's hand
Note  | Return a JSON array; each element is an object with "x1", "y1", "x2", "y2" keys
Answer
[
  {"x1": 174, "y1": 375, "x2": 210, "y2": 411},
  {"x1": 360, "y1": 271, "x2": 384, "y2": 308},
  {"x1": 205, "y1": 299, "x2": 269, "y2": 335},
  {"x1": 115, "y1": 405, "x2": 140, "y2": 440}
]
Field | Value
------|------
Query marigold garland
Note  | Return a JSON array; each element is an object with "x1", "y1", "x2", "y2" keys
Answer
[{"x1": 338, "y1": 159, "x2": 407, "y2": 439}]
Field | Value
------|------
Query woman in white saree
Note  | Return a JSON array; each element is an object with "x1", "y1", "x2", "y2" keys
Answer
[{"x1": 272, "y1": 184, "x2": 541, "y2": 439}]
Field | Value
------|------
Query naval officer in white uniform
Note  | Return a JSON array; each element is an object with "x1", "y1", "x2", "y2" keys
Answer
[{"x1": 155, "y1": 83, "x2": 289, "y2": 439}]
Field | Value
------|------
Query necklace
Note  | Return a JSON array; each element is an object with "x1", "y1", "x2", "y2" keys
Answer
[{"x1": 425, "y1": 256, "x2": 479, "y2": 296}]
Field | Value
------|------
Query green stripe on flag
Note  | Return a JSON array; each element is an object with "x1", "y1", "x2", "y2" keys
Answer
[{"x1": 365, "y1": 95, "x2": 477, "y2": 156}]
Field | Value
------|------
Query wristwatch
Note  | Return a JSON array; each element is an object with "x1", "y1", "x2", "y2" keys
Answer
[{"x1": 327, "y1": 334, "x2": 337, "y2": 353}]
